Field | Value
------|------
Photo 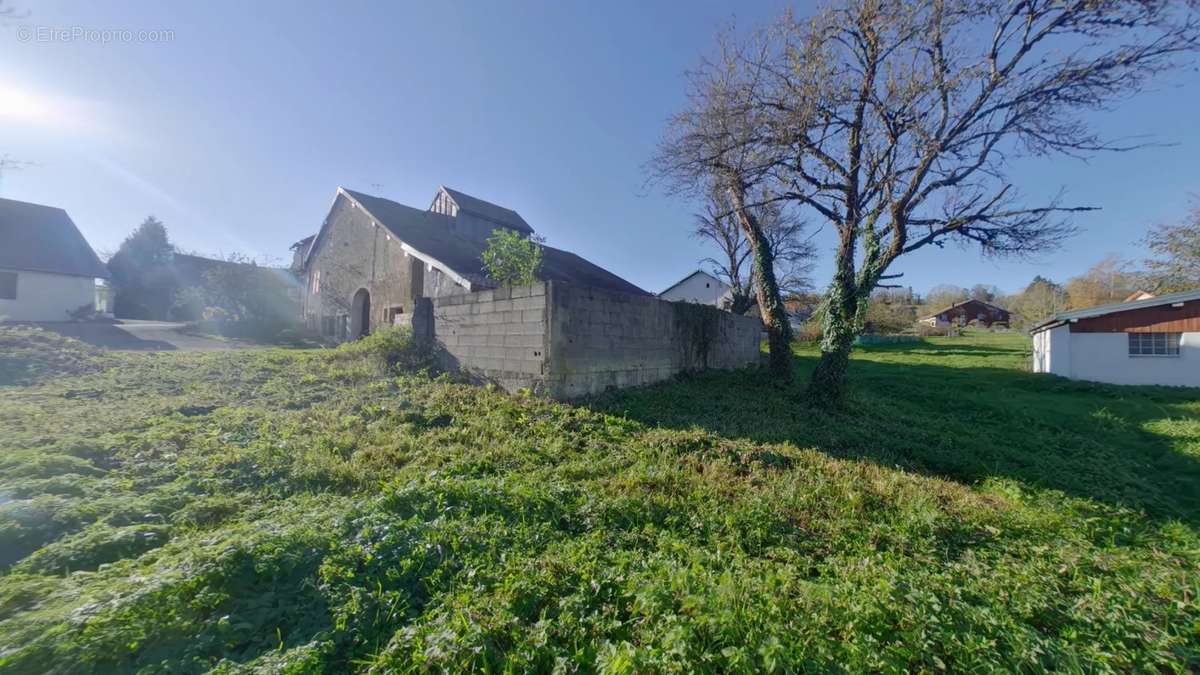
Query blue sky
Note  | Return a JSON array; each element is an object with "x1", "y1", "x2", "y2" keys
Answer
[{"x1": 2, "y1": 0, "x2": 1198, "y2": 297}]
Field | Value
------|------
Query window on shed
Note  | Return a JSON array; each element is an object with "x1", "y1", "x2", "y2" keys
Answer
[
  {"x1": 0, "y1": 271, "x2": 16, "y2": 300},
  {"x1": 1128, "y1": 332, "x2": 1181, "y2": 356}
]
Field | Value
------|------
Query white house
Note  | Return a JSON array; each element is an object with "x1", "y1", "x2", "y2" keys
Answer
[
  {"x1": 659, "y1": 270, "x2": 732, "y2": 307},
  {"x1": 0, "y1": 197, "x2": 110, "y2": 322},
  {"x1": 1031, "y1": 289, "x2": 1200, "y2": 388}
]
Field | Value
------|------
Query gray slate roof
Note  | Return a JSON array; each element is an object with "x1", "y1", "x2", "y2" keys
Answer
[
  {"x1": 440, "y1": 186, "x2": 534, "y2": 234},
  {"x1": 0, "y1": 197, "x2": 109, "y2": 278},
  {"x1": 1031, "y1": 288, "x2": 1200, "y2": 332},
  {"x1": 172, "y1": 253, "x2": 298, "y2": 287},
  {"x1": 342, "y1": 188, "x2": 647, "y2": 296},
  {"x1": 343, "y1": 189, "x2": 494, "y2": 284}
]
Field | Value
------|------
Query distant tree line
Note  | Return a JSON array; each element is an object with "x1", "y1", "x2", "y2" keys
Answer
[{"x1": 859, "y1": 206, "x2": 1200, "y2": 332}]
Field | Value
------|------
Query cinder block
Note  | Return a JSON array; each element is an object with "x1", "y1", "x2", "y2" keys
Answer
[
  {"x1": 472, "y1": 345, "x2": 505, "y2": 359},
  {"x1": 503, "y1": 333, "x2": 542, "y2": 348},
  {"x1": 501, "y1": 357, "x2": 540, "y2": 372},
  {"x1": 473, "y1": 356, "x2": 504, "y2": 371},
  {"x1": 512, "y1": 296, "x2": 544, "y2": 311}
]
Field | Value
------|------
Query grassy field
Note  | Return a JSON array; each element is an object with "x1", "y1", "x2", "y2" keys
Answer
[{"x1": 0, "y1": 327, "x2": 1197, "y2": 673}]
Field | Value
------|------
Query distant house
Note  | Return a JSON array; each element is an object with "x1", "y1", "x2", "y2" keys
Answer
[
  {"x1": 743, "y1": 297, "x2": 815, "y2": 333},
  {"x1": 300, "y1": 186, "x2": 647, "y2": 340},
  {"x1": 920, "y1": 299, "x2": 1010, "y2": 328},
  {"x1": 0, "y1": 197, "x2": 109, "y2": 321},
  {"x1": 1123, "y1": 289, "x2": 1156, "y2": 303},
  {"x1": 1031, "y1": 289, "x2": 1200, "y2": 387},
  {"x1": 658, "y1": 270, "x2": 732, "y2": 307}
]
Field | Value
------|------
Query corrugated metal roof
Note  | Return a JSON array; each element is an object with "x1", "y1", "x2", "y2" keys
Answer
[
  {"x1": 0, "y1": 197, "x2": 109, "y2": 278},
  {"x1": 1032, "y1": 288, "x2": 1200, "y2": 332}
]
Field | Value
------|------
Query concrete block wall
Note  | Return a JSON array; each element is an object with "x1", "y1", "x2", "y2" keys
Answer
[
  {"x1": 430, "y1": 281, "x2": 762, "y2": 398},
  {"x1": 430, "y1": 283, "x2": 549, "y2": 392},
  {"x1": 543, "y1": 282, "x2": 761, "y2": 398}
]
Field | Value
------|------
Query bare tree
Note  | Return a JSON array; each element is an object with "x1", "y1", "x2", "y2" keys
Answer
[
  {"x1": 0, "y1": 1, "x2": 27, "y2": 18},
  {"x1": 1143, "y1": 204, "x2": 1200, "y2": 293},
  {"x1": 694, "y1": 182, "x2": 815, "y2": 314},
  {"x1": 750, "y1": 0, "x2": 1200, "y2": 403},
  {"x1": 1064, "y1": 255, "x2": 1141, "y2": 308},
  {"x1": 651, "y1": 28, "x2": 802, "y2": 379}
]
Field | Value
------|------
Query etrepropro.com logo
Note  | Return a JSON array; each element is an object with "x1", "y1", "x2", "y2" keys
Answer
[{"x1": 14, "y1": 24, "x2": 174, "y2": 44}]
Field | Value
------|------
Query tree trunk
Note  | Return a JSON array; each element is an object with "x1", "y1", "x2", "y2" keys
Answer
[
  {"x1": 728, "y1": 186, "x2": 792, "y2": 381},
  {"x1": 810, "y1": 292, "x2": 857, "y2": 405},
  {"x1": 810, "y1": 234, "x2": 862, "y2": 405}
]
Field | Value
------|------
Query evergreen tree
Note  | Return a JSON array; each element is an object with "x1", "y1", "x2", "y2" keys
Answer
[{"x1": 108, "y1": 217, "x2": 177, "y2": 319}]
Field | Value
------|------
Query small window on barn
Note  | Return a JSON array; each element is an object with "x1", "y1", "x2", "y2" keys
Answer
[
  {"x1": 0, "y1": 271, "x2": 16, "y2": 300},
  {"x1": 1128, "y1": 332, "x2": 1181, "y2": 357}
]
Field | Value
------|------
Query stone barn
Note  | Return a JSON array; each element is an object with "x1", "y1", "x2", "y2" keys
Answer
[
  {"x1": 297, "y1": 186, "x2": 646, "y2": 340},
  {"x1": 295, "y1": 185, "x2": 763, "y2": 396}
]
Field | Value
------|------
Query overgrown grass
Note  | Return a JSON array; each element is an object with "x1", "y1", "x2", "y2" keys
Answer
[
  {"x1": 0, "y1": 325, "x2": 110, "y2": 386},
  {"x1": 0, "y1": 328, "x2": 1196, "y2": 673}
]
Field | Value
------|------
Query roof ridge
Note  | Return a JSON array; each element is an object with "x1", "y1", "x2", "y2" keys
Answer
[
  {"x1": 1037, "y1": 287, "x2": 1200, "y2": 329},
  {"x1": 0, "y1": 196, "x2": 70, "y2": 213}
]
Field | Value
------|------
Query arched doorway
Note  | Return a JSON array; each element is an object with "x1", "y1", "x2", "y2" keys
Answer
[{"x1": 350, "y1": 288, "x2": 371, "y2": 339}]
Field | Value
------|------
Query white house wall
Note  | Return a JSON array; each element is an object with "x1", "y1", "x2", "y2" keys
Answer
[
  {"x1": 1066, "y1": 331, "x2": 1199, "y2": 387},
  {"x1": 660, "y1": 273, "x2": 729, "y2": 306},
  {"x1": 1032, "y1": 324, "x2": 1072, "y2": 377},
  {"x1": 0, "y1": 268, "x2": 96, "y2": 322}
]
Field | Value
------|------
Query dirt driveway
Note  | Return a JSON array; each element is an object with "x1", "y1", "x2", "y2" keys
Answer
[{"x1": 33, "y1": 320, "x2": 244, "y2": 351}]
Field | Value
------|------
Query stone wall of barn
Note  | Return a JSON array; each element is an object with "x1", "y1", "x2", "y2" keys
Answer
[
  {"x1": 428, "y1": 281, "x2": 762, "y2": 398},
  {"x1": 304, "y1": 192, "x2": 466, "y2": 339}
]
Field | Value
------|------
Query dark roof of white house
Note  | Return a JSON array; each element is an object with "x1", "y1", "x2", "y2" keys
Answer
[
  {"x1": 1031, "y1": 288, "x2": 1200, "y2": 333},
  {"x1": 335, "y1": 188, "x2": 648, "y2": 296},
  {"x1": 0, "y1": 197, "x2": 109, "y2": 278},
  {"x1": 439, "y1": 186, "x2": 534, "y2": 234}
]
